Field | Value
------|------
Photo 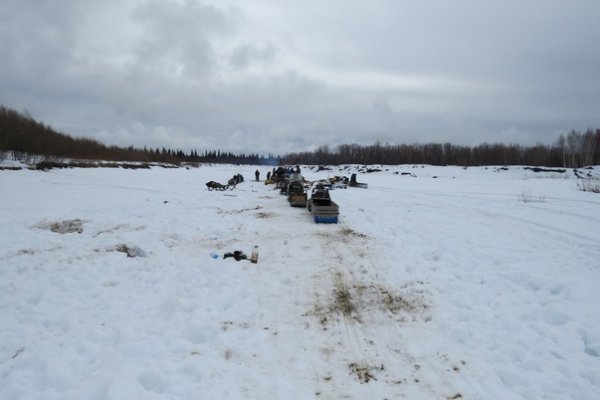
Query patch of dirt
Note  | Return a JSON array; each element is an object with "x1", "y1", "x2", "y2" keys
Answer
[
  {"x1": 216, "y1": 205, "x2": 263, "y2": 215},
  {"x1": 348, "y1": 362, "x2": 384, "y2": 383},
  {"x1": 115, "y1": 244, "x2": 147, "y2": 258},
  {"x1": 315, "y1": 228, "x2": 368, "y2": 245},
  {"x1": 16, "y1": 249, "x2": 36, "y2": 256},
  {"x1": 35, "y1": 219, "x2": 83, "y2": 234},
  {"x1": 11, "y1": 347, "x2": 25, "y2": 359},
  {"x1": 437, "y1": 352, "x2": 467, "y2": 373},
  {"x1": 255, "y1": 211, "x2": 276, "y2": 219},
  {"x1": 339, "y1": 227, "x2": 367, "y2": 239},
  {"x1": 93, "y1": 224, "x2": 143, "y2": 237}
]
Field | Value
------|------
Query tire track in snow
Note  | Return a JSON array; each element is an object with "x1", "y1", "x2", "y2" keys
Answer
[
  {"x1": 475, "y1": 209, "x2": 600, "y2": 247},
  {"x1": 360, "y1": 185, "x2": 600, "y2": 250},
  {"x1": 374, "y1": 184, "x2": 600, "y2": 223},
  {"x1": 328, "y1": 188, "x2": 495, "y2": 398},
  {"x1": 307, "y1": 222, "x2": 445, "y2": 398}
]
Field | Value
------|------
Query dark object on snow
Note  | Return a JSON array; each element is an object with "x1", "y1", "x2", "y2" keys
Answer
[
  {"x1": 206, "y1": 180, "x2": 234, "y2": 191},
  {"x1": 278, "y1": 178, "x2": 289, "y2": 195},
  {"x1": 255, "y1": 170, "x2": 260, "y2": 181},
  {"x1": 206, "y1": 174, "x2": 244, "y2": 190},
  {"x1": 328, "y1": 176, "x2": 348, "y2": 188},
  {"x1": 223, "y1": 250, "x2": 247, "y2": 261},
  {"x1": 573, "y1": 169, "x2": 591, "y2": 179},
  {"x1": 349, "y1": 173, "x2": 368, "y2": 188},
  {"x1": 229, "y1": 173, "x2": 244, "y2": 186},
  {"x1": 272, "y1": 167, "x2": 285, "y2": 182},
  {"x1": 523, "y1": 167, "x2": 566, "y2": 173}
]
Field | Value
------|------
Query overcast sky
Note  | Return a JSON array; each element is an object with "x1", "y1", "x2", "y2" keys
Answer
[{"x1": 1, "y1": 0, "x2": 599, "y2": 155}]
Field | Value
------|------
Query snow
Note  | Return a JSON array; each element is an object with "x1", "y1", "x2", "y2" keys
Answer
[{"x1": 1, "y1": 164, "x2": 599, "y2": 399}]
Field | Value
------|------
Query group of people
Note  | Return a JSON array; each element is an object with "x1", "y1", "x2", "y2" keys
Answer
[{"x1": 254, "y1": 165, "x2": 302, "y2": 182}]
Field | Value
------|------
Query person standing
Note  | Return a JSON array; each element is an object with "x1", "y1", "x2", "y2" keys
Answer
[{"x1": 255, "y1": 169, "x2": 260, "y2": 181}]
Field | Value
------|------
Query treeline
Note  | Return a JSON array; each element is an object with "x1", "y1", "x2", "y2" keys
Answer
[
  {"x1": 176, "y1": 148, "x2": 279, "y2": 165},
  {"x1": 281, "y1": 130, "x2": 600, "y2": 168},
  {"x1": 0, "y1": 106, "x2": 178, "y2": 163},
  {"x1": 2, "y1": 104, "x2": 598, "y2": 168},
  {"x1": 0, "y1": 106, "x2": 276, "y2": 165}
]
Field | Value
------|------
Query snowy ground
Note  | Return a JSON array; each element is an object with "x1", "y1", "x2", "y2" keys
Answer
[{"x1": 1, "y1": 163, "x2": 599, "y2": 399}]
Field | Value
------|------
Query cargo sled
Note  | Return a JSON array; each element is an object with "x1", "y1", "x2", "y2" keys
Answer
[
  {"x1": 307, "y1": 184, "x2": 339, "y2": 223},
  {"x1": 287, "y1": 180, "x2": 307, "y2": 207}
]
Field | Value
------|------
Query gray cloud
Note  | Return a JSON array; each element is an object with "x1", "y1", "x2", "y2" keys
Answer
[
  {"x1": 1, "y1": 0, "x2": 599, "y2": 156},
  {"x1": 130, "y1": 0, "x2": 229, "y2": 79},
  {"x1": 229, "y1": 42, "x2": 276, "y2": 69}
]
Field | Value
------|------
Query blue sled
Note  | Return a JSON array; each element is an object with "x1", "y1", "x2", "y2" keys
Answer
[{"x1": 314, "y1": 215, "x2": 338, "y2": 224}]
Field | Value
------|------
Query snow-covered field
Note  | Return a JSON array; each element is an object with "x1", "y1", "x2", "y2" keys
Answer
[{"x1": 1, "y1": 163, "x2": 599, "y2": 399}]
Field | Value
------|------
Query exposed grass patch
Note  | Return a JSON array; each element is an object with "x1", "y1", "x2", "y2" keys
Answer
[
  {"x1": 332, "y1": 272, "x2": 356, "y2": 317},
  {"x1": 355, "y1": 283, "x2": 430, "y2": 317},
  {"x1": 309, "y1": 273, "x2": 359, "y2": 326},
  {"x1": 518, "y1": 191, "x2": 546, "y2": 203},
  {"x1": 309, "y1": 273, "x2": 430, "y2": 328},
  {"x1": 378, "y1": 287, "x2": 423, "y2": 314},
  {"x1": 578, "y1": 178, "x2": 600, "y2": 194}
]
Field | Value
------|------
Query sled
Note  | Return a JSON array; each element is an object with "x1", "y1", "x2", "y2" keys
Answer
[
  {"x1": 349, "y1": 173, "x2": 368, "y2": 189},
  {"x1": 307, "y1": 184, "x2": 339, "y2": 223},
  {"x1": 206, "y1": 180, "x2": 232, "y2": 191},
  {"x1": 287, "y1": 180, "x2": 307, "y2": 207}
]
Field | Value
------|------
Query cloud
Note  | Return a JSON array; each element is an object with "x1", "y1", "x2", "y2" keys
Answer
[
  {"x1": 0, "y1": 0, "x2": 599, "y2": 156},
  {"x1": 229, "y1": 42, "x2": 276, "y2": 69},
  {"x1": 129, "y1": 0, "x2": 230, "y2": 80}
]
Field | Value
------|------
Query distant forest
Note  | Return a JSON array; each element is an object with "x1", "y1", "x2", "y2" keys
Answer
[
  {"x1": 281, "y1": 131, "x2": 600, "y2": 168},
  {"x1": 0, "y1": 106, "x2": 274, "y2": 165},
  {"x1": 1, "y1": 105, "x2": 599, "y2": 167}
]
